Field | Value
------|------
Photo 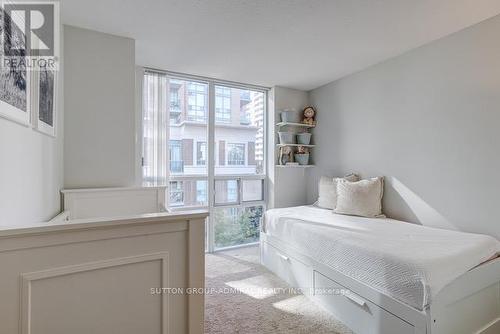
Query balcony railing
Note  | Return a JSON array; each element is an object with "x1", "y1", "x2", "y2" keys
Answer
[{"x1": 170, "y1": 161, "x2": 184, "y2": 173}]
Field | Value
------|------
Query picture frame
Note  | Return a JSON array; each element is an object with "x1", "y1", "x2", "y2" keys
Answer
[
  {"x1": 0, "y1": 5, "x2": 31, "y2": 126},
  {"x1": 33, "y1": 64, "x2": 58, "y2": 137},
  {"x1": 0, "y1": 62, "x2": 31, "y2": 126}
]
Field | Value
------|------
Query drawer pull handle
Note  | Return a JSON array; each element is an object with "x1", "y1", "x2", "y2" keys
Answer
[
  {"x1": 277, "y1": 253, "x2": 289, "y2": 261},
  {"x1": 345, "y1": 293, "x2": 367, "y2": 307}
]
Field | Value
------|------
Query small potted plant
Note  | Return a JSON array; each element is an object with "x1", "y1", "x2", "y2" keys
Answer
[{"x1": 294, "y1": 146, "x2": 310, "y2": 165}]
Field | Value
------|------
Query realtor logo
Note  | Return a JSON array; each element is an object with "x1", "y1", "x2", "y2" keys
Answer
[{"x1": 1, "y1": 1, "x2": 59, "y2": 59}]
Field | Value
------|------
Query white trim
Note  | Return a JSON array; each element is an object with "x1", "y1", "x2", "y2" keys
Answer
[
  {"x1": 20, "y1": 253, "x2": 170, "y2": 334},
  {"x1": 0, "y1": 210, "x2": 208, "y2": 241},
  {"x1": 135, "y1": 66, "x2": 145, "y2": 186},
  {"x1": 276, "y1": 122, "x2": 315, "y2": 128},
  {"x1": 276, "y1": 164, "x2": 315, "y2": 168},
  {"x1": 477, "y1": 318, "x2": 500, "y2": 334},
  {"x1": 144, "y1": 68, "x2": 270, "y2": 92},
  {"x1": 277, "y1": 144, "x2": 315, "y2": 148},
  {"x1": 215, "y1": 200, "x2": 266, "y2": 209},
  {"x1": 169, "y1": 174, "x2": 265, "y2": 182},
  {"x1": 214, "y1": 241, "x2": 260, "y2": 252},
  {"x1": 207, "y1": 81, "x2": 216, "y2": 253},
  {"x1": 61, "y1": 185, "x2": 167, "y2": 194}
]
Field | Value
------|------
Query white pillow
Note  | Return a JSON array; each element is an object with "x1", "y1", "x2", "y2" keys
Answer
[
  {"x1": 317, "y1": 173, "x2": 359, "y2": 209},
  {"x1": 334, "y1": 177, "x2": 384, "y2": 218}
]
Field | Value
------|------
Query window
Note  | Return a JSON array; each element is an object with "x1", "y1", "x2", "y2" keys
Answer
[
  {"x1": 187, "y1": 82, "x2": 207, "y2": 122},
  {"x1": 196, "y1": 180, "x2": 207, "y2": 204},
  {"x1": 215, "y1": 179, "x2": 239, "y2": 205},
  {"x1": 170, "y1": 86, "x2": 181, "y2": 124},
  {"x1": 197, "y1": 142, "x2": 206, "y2": 165},
  {"x1": 169, "y1": 140, "x2": 183, "y2": 173},
  {"x1": 239, "y1": 90, "x2": 251, "y2": 125},
  {"x1": 143, "y1": 72, "x2": 266, "y2": 253},
  {"x1": 170, "y1": 87, "x2": 180, "y2": 110},
  {"x1": 215, "y1": 86, "x2": 231, "y2": 123},
  {"x1": 242, "y1": 179, "x2": 264, "y2": 202},
  {"x1": 169, "y1": 181, "x2": 184, "y2": 206},
  {"x1": 227, "y1": 180, "x2": 238, "y2": 202},
  {"x1": 227, "y1": 143, "x2": 245, "y2": 165},
  {"x1": 214, "y1": 205, "x2": 262, "y2": 248}
]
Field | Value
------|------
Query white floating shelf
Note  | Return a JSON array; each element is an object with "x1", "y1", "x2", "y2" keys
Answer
[
  {"x1": 276, "y1": 122, "x2": 315, "y2": 128},
  {"x1": 277, "y1": 144, "x2": 315, "y2": 147},
  {"x1": 276, "y1": 165, "x2": 315, "y2": 168}
]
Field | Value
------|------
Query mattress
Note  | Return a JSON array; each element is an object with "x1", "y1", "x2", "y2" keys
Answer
[{"x1": 263, "y1": 206, "x2": 500, "y2": 310}]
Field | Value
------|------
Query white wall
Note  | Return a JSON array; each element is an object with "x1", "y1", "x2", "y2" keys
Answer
[
  {"x1": 268, "y1": 86, "x2": 310, "y2": 208},
  {"x1": 64, "y1": 25, "x2": 136, "y2": 188},
  {"x1": 0, "y1": 29, "x2": 64, "y2": 225},
  {"x1": 308, "y1": 15, "x2": 500, "y2": 239}
]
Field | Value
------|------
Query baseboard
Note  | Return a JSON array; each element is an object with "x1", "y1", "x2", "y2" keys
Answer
[{"x1": 478, "y1": 318, "x2": 500, "y2": 334}]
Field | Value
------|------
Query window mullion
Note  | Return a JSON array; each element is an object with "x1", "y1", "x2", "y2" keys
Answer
[{"x1": 207, "y1": 82, "x2": 216, "y2": 253}]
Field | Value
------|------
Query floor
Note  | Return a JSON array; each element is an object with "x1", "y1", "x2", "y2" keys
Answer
[{"x1": 204, "y1": 245, "x2": 353, "y2": 334}]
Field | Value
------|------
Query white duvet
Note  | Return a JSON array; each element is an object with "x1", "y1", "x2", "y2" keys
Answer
[{"x1": 263, "y1": 206, "x2": 500, "y2": 310}]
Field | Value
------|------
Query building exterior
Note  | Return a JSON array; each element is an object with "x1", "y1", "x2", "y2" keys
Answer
[{"x1": 165, "y1": 79, "x2": 264, "y2": 207}]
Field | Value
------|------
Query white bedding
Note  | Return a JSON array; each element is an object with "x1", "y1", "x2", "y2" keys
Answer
[{"x1": 263, "y1": 206, "x2": 500, "y2": 310}]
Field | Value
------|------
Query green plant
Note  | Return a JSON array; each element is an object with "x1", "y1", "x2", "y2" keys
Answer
[{"x1": 214, "y1": 207, "x2": 262, "y2": 248}]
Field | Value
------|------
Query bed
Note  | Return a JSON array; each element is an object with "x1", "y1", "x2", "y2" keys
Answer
[{"x1": 260, "y1": 206, "x2": 500, "y2": 334}]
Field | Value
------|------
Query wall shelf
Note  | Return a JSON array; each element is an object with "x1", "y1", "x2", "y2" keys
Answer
[
  {"x1": 276, "y1": 165, "x2": 315, "y2": 168},
  {"x1": 277, "y1": 144, "x2": 315, "y2": 148},
  {"x1": 276, "y1": 122, "x2": 315, "y2": 128}
]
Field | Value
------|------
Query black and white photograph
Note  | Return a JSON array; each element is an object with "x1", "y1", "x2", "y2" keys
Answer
[
  {"x1": 35, "y1": 65, "x2": 56, "y2": 136},
  {"x1": 0, "y1": 7, "x2": 30, "y2": 125}
]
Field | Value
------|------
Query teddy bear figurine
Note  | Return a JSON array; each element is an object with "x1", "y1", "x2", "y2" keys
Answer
[
  {"x1": 302, "y1": 106, "x2": 316, "y2": 126},
  {"x1": 297, "y1": 146, "x2": 309, "y2": 154},
  {"x1": 279, "y1": 146, "x2": 294, "y2": 165}
]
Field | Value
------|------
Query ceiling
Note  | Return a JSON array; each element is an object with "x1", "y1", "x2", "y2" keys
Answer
[{"x1": 61, "y1": 0, "x2": 500, "y2": 90}]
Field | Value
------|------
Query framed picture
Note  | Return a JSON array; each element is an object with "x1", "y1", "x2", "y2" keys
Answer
[
  {"x1": 0, "y1": 57, "x2": 31, "y2": 126},
  {"x1": 34, "y1": 65, "x2": 57, "y2": 137},
  {"x1": 0, "y1": 6, "x2": 31, "y2": 125}
]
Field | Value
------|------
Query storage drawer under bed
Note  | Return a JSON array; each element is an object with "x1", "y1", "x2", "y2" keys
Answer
[
  {"x1": 261, "y1": 241, "x2": 313, "y2": 293},
  {"x1": 313, "y1": 271, "x2": 415, "y2": 334}
]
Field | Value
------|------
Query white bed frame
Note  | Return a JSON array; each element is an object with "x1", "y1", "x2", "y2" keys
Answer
[
  {"x1": 59, "y1": 186, "x2": 167, "y2": 220},
  {"x1": 260, "y1": 232, "x2": 500, "y2": 334}
]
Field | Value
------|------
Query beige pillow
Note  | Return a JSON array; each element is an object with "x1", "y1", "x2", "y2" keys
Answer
[
  {"x1": 317, "y1": 173, "x2": 359, "y2": 209},
  {"x1": 334, "y1": 177, "x2": 384, "y2": 218}
]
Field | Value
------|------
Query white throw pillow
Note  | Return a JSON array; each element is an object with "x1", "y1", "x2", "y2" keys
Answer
[
  {"x1": 317, "y1": 173, "x2": 359, "y2": 209},
  {"x1": 334, "y1": 177, "x2": 384, "y2": 218}
]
